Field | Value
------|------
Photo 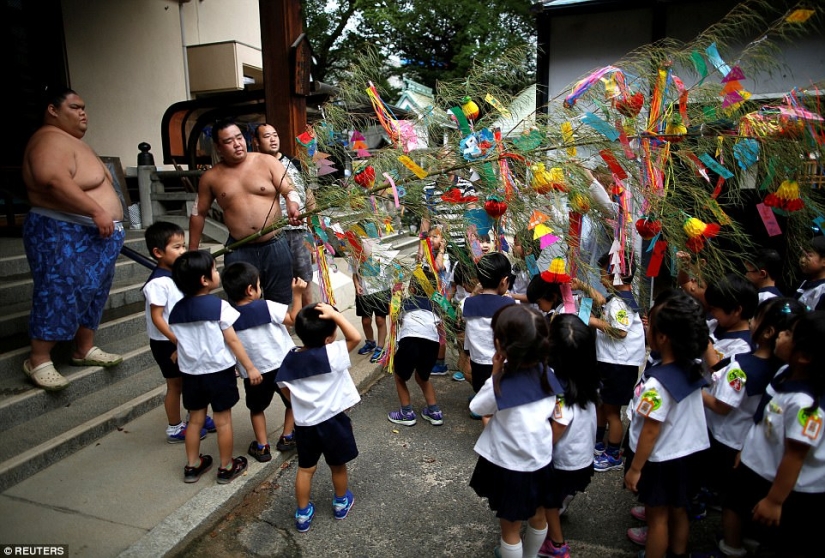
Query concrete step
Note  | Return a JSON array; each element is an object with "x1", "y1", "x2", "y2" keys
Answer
[
  {"x1": 0, "y1": 332, "x2": 155, "y2": 431},
  {"x1": 0, "y1": 365, "x2": 166, "y2": 492}
]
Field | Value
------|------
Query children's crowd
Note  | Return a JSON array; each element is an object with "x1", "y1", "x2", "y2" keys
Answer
[{"x1": 142, "y1": 219, "x2": 825, "y2": 558}]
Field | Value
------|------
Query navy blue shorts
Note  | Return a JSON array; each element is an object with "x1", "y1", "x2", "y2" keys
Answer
[
  {"x1": 243, "y1": 368, "x2": 290, "y2": 413},
  {"x1": 225, "y1": 234, "x2": 293, "y2": 305},
  {"x1": 355, "y1": 290, "x2": 390, "y2": 318},
  {"x1": 150, "y1": 339, "x2": 181, "y2": 379},
  {"x1": 24, "y1": 211, "x2": 124, "y2": 341},
  {"x1": 182, "y1": 367, "x2": 240, "y2": 413},
  {"x1": 598, "y1": 361, "x2": 640, "y2": 406},
  {"x1": 470, "y1": 361, "x2": 494, "y2": 393},
  {"x1": 394, "y1": 337, "x2": 439, "y2": 382},
  {"x1": 295, "y1": 412, "x2": 358, "y2": 469}
]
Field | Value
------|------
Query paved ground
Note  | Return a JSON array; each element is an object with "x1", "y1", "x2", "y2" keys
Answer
[{"x1": 177, "y1": 364, "x2": 731, "y2": 558}]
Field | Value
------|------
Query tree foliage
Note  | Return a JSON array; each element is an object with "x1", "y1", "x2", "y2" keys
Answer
[{"x1": 302, "y1": 0, "x2": 536, "y2": 93}]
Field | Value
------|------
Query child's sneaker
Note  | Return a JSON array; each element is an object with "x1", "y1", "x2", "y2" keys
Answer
[
  {"x1": 276, "y1": 433, "x2": 296, "y2": 452},
  {"x1": 538, "y1": 539, "x2": 571, "y2": 558},
  {"x1": 332, "y1": 489, "x2": 355, "y2": 520},
  {"x1": 422, "y1": 407, "x2": 444, "y2": 425},
  {"x1": 203, "y1": 415, "x2": 217, "y2": 433},
  {"x1": 369, "y1": 346, "x2": 384, "y2": 363},
  {"x1": 295, "y1": 502, "x2": 315, "y2": 532},
  {"x1": 630, "y1": 505, "x2": 646, "y2": 521},
  {"x1": 452, "y1": 371, "x2": 465, "y2": 381},
  {"x1": 594, "y1": 451, "x2": 623, "y2": 472},
  {"x1": 388, "y1": 408, "x2": 417, "y2": 426},
  {"x1": 247, "y1": 441, "x2": 272, "y2": 463},
  {"x1": 357, "y1": 340, "x2": 376, "y2": 355},
  {"x1": 216, "y1": 456, "x2": 248, "y2": 484},
  {"x1": 558, "y1": 493, "x2": 575, "y2": 516},
  {"x1": 594, "y1": 441, "x2": 606, "y2": 455},
  {"x1": 183, "y1": 454, "x2": 213, "y2": 483},
  {"x1": 627, "y1": 526, "x2": 648, "y2": 546},
  {"x1": 166, "y1": 423, "x2": 207, "y2": 444},
  {"x1": 430, "y1": 363, "x2": 449, "y2": 375}
]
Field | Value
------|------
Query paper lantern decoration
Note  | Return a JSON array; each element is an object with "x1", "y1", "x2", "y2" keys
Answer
[
  {"x1": 484, "y1": 195, "x2": 508, "y2": 218},
  {"x1": 461, "y1": 96, "x2": 480, "y2": 121},
  {"x1": 684, "y1": 217, "x2": 721, "y2": 253},
  {"x1": 635, "y1": 217, "x2": 662, "y2": 240},
  {"x1": 353, "y1": 165, "x2": 376, "y2": 188},
  {"x1": 764, "y1": 180, "x2": 804, "y2": 212},
  {"x1": 540, "y1": 257, "x2": 571, "y2": 284},
  {"x1": 615, "y1": 92, "x2": 644, "y2": 118}
]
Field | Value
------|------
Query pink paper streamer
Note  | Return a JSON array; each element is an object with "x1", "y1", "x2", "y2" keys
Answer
[
  {"x1": 560, "y1": 283, "x2": 576, "y2": 314},
  {"x1": 383, "y1": 172, "x2": 400, "y2": 208}
]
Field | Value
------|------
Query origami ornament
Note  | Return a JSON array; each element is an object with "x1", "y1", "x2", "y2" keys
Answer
[
  {"x1": 684, "y1": 217, "x2": 721, "y2": 253},
  {"x1": 540, "y1": 257, "x2": 571, "y2": 284},
  {"x1": 484, "y1": 194, "x2": 508, "y2": 218},
  {"x1": 530, "y1": 163, "x2": 567, "y2": 194},
  {"x1": 569, "y1": 192, "x2": 591, "y2": 214},
  {"x1": 635, "y1": 217, "x2": 662, "y2": 240},
  {"x1": 461, "y1": 96, "x2": 480, "y2": 121},
  {"x1": 764, "y1": 180, "x2": 804, "y2": 212},
  {"x1": 615, "y1": 92, "x2": 644, "y2": 118},
  {"x1": 664, "y1": 113, "x2": 687, "y2": 141},
  {"x1": 353, "y1": 165, "x2": 376, "y2": 188}
]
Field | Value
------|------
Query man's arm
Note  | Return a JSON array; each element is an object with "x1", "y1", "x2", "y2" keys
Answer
[
  {"x1": 189, "y1": 173, "x2": 215, "y2": 250},
  {"x1": 27, "y1": 136, "x2": 114, "y2": 237},
  {"x1": 269, "y1": 156, "x2": 302, "y2": 226}
]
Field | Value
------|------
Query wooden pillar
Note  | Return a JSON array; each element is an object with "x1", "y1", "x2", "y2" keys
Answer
[{"x1": 259, "y1": 0, "x2": 306, "y2": 158}]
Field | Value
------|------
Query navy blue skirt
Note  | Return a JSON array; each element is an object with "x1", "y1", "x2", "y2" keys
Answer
[
  {"x1": 548, "y1": 463, "x2": 594, "y2": 508},
  {"x1": 470, "y1": 456, "x2": 555, "y2": 521}
]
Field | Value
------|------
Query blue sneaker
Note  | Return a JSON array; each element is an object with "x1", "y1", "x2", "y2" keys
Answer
[
  {"x1": 357, "y1": 340, "x2": 376, "y2": 355},
  {"x1": 422, "y1": 407, "x2": 444, "y2": 425},
  {"x1": 295, "y1": 502, "x2": 315, "y2": 532},
  {"x1": 369, "y1": 346, "x2": 384, "y2": 363},
  {"x1": 430, "y1": 363, "x2": 449, "y2": 376},
  {"x1": 166, "y1": 423, "x2": 207, "y2": 444},
  {"x1": 594, "y1": 451, "x2": 623, "y2": 472},
  {"x1": 452, "y1": 371, "x2": 465, "y2": 382},
  {"x1": 203, "y1": 415, "x2": 217, "y2": 433},
  {"x1": 469, "y1": 411, "x2": 483, "y2": 420},
  {"x1": 333, "y1": 489, "x2": 355, "y2": 520},
  {"x1": 388, "y1": 408, "x2": 417, "y2": 426},
  {"x1": 594, "y1": 441, "x2": 606, "y2": 456}
]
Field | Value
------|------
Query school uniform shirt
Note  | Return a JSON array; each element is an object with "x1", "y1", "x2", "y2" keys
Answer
[
  {"x1": 758, "y1": 286, "x2": 783, "y2": 303},
  {"x1": 168, "y1": 295, "x2": 240, "y2": 375},
  {"x1": 461, "y1": 294, "x2": 516, "y2": 364},
  {"x1": 705, "y1": 353, "x2": 780, "y2": 450},
  {"x1": 795, "y1": 278, "x2": 825, "y2": 311},
  {"x1": 470, "y1": 365, "x2": 562, "y2": 472},
  {"x1": 232, "y1": 299, "x2": 295, "y2": 378},
  {"x1": 628, "y1": 363, "x2": 710, "y2": 462},
  {"x1": 398, "y1": 296, "x2": 440, "y2": 342},
  {"x1": 277, "y1": 340, "x2": 360, "y2": 427},
  {"x1": 742, "y1": 366, "x2": 825, "y2": 493},
  {"x1": 552, "y1": 395, "x2": 597, "y2": 471},
  {"x1": 142, "y1": 268, "x2": 184, "y2": 341},
  {"x1": 595, "y1": 292, "x2": 646, "y2": 367},
  {"x1": 707, "y1": 319, "x2": 752, "y2": 361}
]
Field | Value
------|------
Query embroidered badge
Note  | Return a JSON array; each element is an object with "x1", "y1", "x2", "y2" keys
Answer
[
  {"x1": 798, "y1": 408, "x2": 823, "y2": 440},
  {"x1": 616, "y1": 309, "x2": 630, "y2": 327},
  {"x1": 553, "y1": 398, "x2": 564, "y2": 420},
  {"x1": 636, "y1": 388, "x2": 661, "y2": 417},
  {"x1": 726, "y1": 368, "x2": 747, "y2": 392}
]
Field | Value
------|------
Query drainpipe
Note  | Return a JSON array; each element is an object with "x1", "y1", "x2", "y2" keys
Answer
[{"x1": 179, "y1": 0, "x2": 192, "y2": 100}]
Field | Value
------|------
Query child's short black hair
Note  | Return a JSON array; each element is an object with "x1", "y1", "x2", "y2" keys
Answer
[
  {"x1": 452, "y1": 260, "x2": 477, "y2": 288},
  {"x1": 172, "y1": 250, "x2": 215, "y2": 297},
  {"x1": 221, "y1": 262, "x2": 260, "y2": 303},
  {"x1": 526, "y1": 274, "x2": 562, "y2": 305},
  {"x1": 294, "y1": 302, "x2": 337, "y2": 348},
  {"x1": 747, "y1": 248, "x2": 782, "y2": 280},
  {"x1": 145, "y1": 221, "x2": 184, "y2": 260},
  {"x1": 476, "y1": 252, "x2": 511, "y2": 290},
  {"x1": 805, "y1": 236, "x2": 825, "y2": 258},
  {"x1": 704, "y1": 273, "x2": 759, "y2": 319},
  {"x1": 410, "y1": 267, "x2": 436, "y2": 295},
  {"x1": 597, "y1": 251, "x2": 636, "y2": 284}
]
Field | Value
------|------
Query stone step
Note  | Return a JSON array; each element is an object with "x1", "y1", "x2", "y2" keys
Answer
[
  {"x1": 0, "y1": 365, "x2": 166, "y2": 492},
  {"x1": 0, "y1": 332, "x2": 155, "y2": 432}
]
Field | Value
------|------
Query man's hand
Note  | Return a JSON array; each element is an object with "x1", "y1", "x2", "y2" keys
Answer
[
  {"x1": 92, "y1": 209, "x2": 115, "y2": 238},
  {"x1": 287, "y1": 201, "x2": 302, "y2": 226}
]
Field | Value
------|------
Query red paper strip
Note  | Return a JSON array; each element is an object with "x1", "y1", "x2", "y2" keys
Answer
[
  {"x1": 599, "y1": 149, "x2": 628, "y2": 179},
  {"x1": 646, "y1": 240, "x2": 668, "y2": 277},
  {"x1": 756, "y1": 203, "x2": 783, "y2": 237},
  {"x1": 568, "y1": 212, "x2": 582, "y2": 277},
  {"x1": 616, "y1": 121, "x2": 636, "y2": 160}
]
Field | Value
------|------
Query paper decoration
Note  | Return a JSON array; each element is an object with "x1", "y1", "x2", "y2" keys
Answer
[
  {"x1": 528, "y1": 210, "x2": 551, "y2": 229},
  {"x1": 512, "y1": 129, "x2": 544, "y2": 151},
  {"x1": 599, "y1": 149, "x2": 628, "y2": 179},
  {"x1": 466, "y1": 225, "x2": 484, "y2": 262},
  {"x1": 533, "y1": 223, "x2": 554, "y2": 239},
  {"x1": 578, "y1": 297, "x2": 593, "y2": 325},
  {"x1": 383, "y1": 172, "x2": 400, "y2": 208},
  {"x1": 398, "y1": 155, "x2": 428, "y2": 179},
  {"x1": 485, "y1": 93, "x2": 511, "y2": 118},
  {"x1": 705, "y1": 43, "x2": 731, "y2": 77},
  {"x1": 764, "y1": 180, "x2": 804, "y2": 212},
  {"x1": 756, "y1": 203, "x2": 783, "y2": 236},
  {"x1": 722, "y1": 66, "x2": 745, "y2": 82},
  {"x1": 733, "y1": 138, "x2": 759, "y2": 170},
  {"x1": 561, "y1": 122, "x2": 577, "y2": 156},
  {"x1": 540, "y1": 234, "x2": 560, "y2": 249},
  {"x1": 722, "y1": 90, "x2": 744, "y2": 108},
  {"x1": 698, "y1": 153, "x2": 734, "y2": 179},
  {"x1": 364, "y1": 222, "x2": 379, "y2": 238},
  {"x1": 813, "y1": 215, "x2": 825, "y2": 233},
  {"x1": 691, "y1": 50, "x2": 708, "y2": 78},
  {"x1": 583, "y1": 112, "x2": 620, "y2": 141},
  {"x1": 560, "y1": 283, "x2": 576, "y2": 314},
  {"x1": 684, "y1": 217, "x2": 721, "y2": 252},
  {"x1": 646, "y1": 240, "x2": 668, "y2": 277},
  {"x1": 525, "y1": 254, "x2": 540, "y2": 278},
  {"x1": 787, "y1": 9, "x2": 815, "y2": 23}
]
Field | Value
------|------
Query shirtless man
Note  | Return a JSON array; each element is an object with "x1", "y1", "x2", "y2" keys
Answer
[
  {"x1": 252, "y1": 123, "x2": 316, "y2": 307},
  {"x1": 189, "y1": 120, "x2": 302, "y2": 305},
  {"x1": 22, "y1": 88, "x2": 125, "y2": 391}
]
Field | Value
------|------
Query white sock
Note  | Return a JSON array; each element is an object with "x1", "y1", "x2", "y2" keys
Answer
[
  {"x1": 498, "y1": 538, "x2": 522, "y2": 558},
  {"x1": 718, "y1": 538, "x2": 747, "y2": 557},
  {"x1": 522, "y1": 524, "x2": 548, "y2": 558}
]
